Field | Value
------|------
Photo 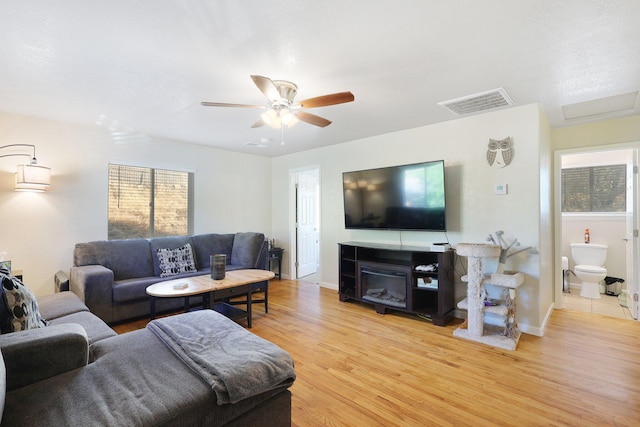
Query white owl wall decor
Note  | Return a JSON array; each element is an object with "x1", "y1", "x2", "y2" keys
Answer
[{"x1": 486, "y1": 137, "x2": 513, "y2": 168}]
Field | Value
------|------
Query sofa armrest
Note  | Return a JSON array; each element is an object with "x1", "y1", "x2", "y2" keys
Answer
[
  {"x1": 70, "y1": 265, "x2": 114, "y2": 323},
  {"x1": 0, "y1": 323, "x2": 89, "y2": 391}
]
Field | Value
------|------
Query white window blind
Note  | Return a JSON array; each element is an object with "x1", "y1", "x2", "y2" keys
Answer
[
  {"x1": 561, "y1": 164, "x2": 626, "y2": 213},
  {"x1": 108, "y1": 164, "x2": 194, "y2": 239}
]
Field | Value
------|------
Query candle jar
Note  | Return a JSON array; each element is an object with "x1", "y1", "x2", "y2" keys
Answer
[{"x1": 211, "y1": 254, "x2": 226, "y2": 280}]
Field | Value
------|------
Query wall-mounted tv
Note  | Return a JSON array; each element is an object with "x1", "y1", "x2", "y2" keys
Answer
[{"x1": 342, "y1": 160, "x2": 446, "y2": 231}]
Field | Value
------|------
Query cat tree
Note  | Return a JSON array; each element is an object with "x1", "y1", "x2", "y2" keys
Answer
[{"x1": 453, "y1": 242, "x2": 526, "y2": 351}]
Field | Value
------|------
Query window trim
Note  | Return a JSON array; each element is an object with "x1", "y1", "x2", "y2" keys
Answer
[
  {"x1": 561, "y1": 163, "x2": 627, "y2": 213},
  {"x1": 107, "y1": 163, "x2": 194, "y2": 239}
]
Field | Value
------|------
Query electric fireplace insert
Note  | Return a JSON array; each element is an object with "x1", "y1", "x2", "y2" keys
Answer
[{"x1": 358, "y1": 261, "x2": 411, "y2": 309}]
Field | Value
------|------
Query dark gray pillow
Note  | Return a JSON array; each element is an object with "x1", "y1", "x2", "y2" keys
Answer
[
  {"x1": 191, "y1": 233, "x2": 235, "y2": 269},
  {"x1": 231, "y1": 232, "x2": 265, "y2": 267}
]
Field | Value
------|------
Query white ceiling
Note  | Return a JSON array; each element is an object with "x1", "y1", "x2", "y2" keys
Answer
[{"x1": 1, "y1": 1, "x2": 639, "y2": 157}]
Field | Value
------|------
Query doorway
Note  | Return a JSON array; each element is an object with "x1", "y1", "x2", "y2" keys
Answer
[
  {"x1": 289, "y1": 166, "x2": 320, "y2": 280},
  {"x1": 554, "y1": 144, "x2": 639, "y2": 321}
]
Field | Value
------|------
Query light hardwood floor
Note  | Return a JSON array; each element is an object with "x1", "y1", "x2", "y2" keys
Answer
[{"x1": 114, "y1": 279, "x2": 640, "y2": 426}]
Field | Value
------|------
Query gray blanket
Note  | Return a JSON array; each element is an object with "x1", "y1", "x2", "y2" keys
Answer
[{"x1": 146, "y1": 310, "x2": 295, "y2": 404}]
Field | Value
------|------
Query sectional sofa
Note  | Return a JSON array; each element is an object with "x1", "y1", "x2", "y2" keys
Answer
[
  {"x1": 0, "y1": 282, "x2": 295, "y2": 426},
  {"x1": 70, "y1": 232, "x2": 268, "y2": 323}
]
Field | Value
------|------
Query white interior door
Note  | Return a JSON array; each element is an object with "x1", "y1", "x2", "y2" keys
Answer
[
  {"x1": 296, "y1": 169, "x2": 319, "y2": 278},
  {"x1": 625, "y1": 150, "x2": 639, "y2": 319}
]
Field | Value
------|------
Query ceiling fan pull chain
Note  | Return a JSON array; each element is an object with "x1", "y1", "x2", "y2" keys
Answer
[{"x1": 281, "y1": 124, "x2": 285, "y2": 145}]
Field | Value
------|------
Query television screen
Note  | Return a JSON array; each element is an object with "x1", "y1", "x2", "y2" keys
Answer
[{"x1": 342, "y1": 160, "x2": 446, "y2": 231}]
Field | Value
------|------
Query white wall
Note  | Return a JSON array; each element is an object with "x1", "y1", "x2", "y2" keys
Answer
[
  {"x1": 0, "y1": 111, "x2": 272, "y2": 296},
  {"x1": 537, "y1": 108, "x2": 554, "y2": 329},
  {"x1": 272, "y1": 104, "x2": 551, "y2": 333}
]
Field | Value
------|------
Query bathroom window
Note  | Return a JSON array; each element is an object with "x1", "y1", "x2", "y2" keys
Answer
[
  {"x1": 107, "y1": 164, "x2": 194, "y2": 239},
  {"x1": 561, "y1": 164, "x2": 626, "y2": 213}
]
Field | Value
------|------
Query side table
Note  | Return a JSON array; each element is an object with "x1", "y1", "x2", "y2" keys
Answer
[{"x1": 269, "y1": 248, "x2": 284, "y2": 279}]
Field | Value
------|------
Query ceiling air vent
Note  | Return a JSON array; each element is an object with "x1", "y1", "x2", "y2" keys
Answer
[
  {"x1": 244, "y1": 138, "x2": 271, "y2": 148},
  {"x1": 244, "y1": 141, "x2": 268, "y2": 148},
  {"x1": 438, "y1": 88, "x2": 514, "y2": 116}
]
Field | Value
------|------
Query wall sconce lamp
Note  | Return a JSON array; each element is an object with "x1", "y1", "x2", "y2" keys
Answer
[{"x1": 0, "y1": 144, "x2": 51, "y2": 192}]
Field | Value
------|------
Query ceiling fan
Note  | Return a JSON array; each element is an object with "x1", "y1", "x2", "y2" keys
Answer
[{"x1": 201, "y1": 75, "x2": 354, "y2": 129}]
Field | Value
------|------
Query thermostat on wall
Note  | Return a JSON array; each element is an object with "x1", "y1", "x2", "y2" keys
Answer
[{"x1": 494, "y1": 184, "x2": 508, "y2": 195}]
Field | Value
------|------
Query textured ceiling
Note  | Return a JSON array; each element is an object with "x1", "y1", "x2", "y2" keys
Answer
[{"x1": 1, "y1": 0, "x2": 639, "y2": 157}]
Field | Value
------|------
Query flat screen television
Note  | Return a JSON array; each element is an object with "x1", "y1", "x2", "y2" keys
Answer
[{"x1": 342, "y1": 160, "x2": 446, "y2": 231}]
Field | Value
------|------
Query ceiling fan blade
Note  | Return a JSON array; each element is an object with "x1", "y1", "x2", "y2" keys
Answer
[
  {"x1": 201, "y1": 101, "x2": 264, "y2": 108},
  {"x1": 251, "y1": 119, "x2": 266, "y2": 128},
  {"x1": 250, "y1": 75, "x2": 281, "y2": 101},
  {"x1": 297, "y1": 111, "x2": 332, "y2": 127},
  {"x1": 297, "y1": 91, "x2": 354, "y2": 108}
]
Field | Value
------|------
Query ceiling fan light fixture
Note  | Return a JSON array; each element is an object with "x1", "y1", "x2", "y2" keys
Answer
[
  {"x1": 260, "y1": 107, "x2": 299, "y2": 129},
  {"x1": 280, "y1": 108, "x2": 298, "y2": 127},
  {"x1": 261, "y1": 109, "x2": 279, "y2": 127}
]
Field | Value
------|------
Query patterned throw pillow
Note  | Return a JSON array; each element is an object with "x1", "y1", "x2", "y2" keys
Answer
[
  {"x1": 157, "y1": 243, "x2": 197, "y2": 278},
  {"x1": 0, "y1": 266, "x2": 48, "y2": 332},
  {"x1": 0, "y1": 267, "x2": 14, "y2": 333}
]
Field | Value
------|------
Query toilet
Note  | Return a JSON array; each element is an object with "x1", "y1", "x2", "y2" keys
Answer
[{"x1": 570, "y1": 243, "x2": 608, "y2": 299}]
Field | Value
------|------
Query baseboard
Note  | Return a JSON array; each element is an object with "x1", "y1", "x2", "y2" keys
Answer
[
  {"x1": 519, "y1": 302, "x2": 553, "y2": 337},
  {"x1": 319, "y1": 281, "x2": 338, "y2": 291}
]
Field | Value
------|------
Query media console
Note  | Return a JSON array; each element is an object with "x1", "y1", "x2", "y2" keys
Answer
[{"x1": 338, "y1": 241, "x2": 455, "y2": 326}]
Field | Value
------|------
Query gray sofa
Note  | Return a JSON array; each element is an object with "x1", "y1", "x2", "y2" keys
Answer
[
  {"x1": 0, "y1": 291, "x2": 295, "y2": 426},
  {"x1": 70, "y1": 232, "x2": 268, "y2": 324}
]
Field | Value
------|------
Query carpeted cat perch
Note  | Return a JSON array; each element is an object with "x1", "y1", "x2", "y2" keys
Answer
[{"x1": 453, "y1": 243, "x2": 525, "y2": 351}]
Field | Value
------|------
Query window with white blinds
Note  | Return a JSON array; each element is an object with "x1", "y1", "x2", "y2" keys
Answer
[
  {"x1": 108, "y1": 164, "x2": 194, "y2": 239},
  {"x1": 561, "y1": 164, "x2": 626, "y2": 213}
]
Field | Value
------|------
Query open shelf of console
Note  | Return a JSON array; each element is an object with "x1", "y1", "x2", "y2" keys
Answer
[{"x1": 338, "y1": 241, "x2": 455, "y2": 326}]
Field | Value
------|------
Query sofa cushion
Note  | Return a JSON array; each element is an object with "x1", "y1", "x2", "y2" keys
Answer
[
  {"x1": 191, "y1": 233, "x2": 235, "y2": 269},
  {"x1": 112, "y1": 277, "x2": 163, "y2": 303},
  {"x1": 47, "y1": 312, "x2": 117, "y2": 345},
  {"x1": 0, "y1": 269, "x2": 47, "y2": 332},
  {"x1": 112, "y1": 272, "x2": 203, "y2": 303},
  {"x1": 74, "y1": 239, "x2": 153, "y2": 281},
  {"x1": 231, "y1": 232, "x2": 266, "y2": 268},
  {"x1": 156, "y1": 243, "x2": 197, "y2": 278},
  {"x1": 36, "y1": 292, "x2": 89, "y2": 321},
  {"x1": 149, "y1": 236, "x2": 194, "y2": 277}
]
